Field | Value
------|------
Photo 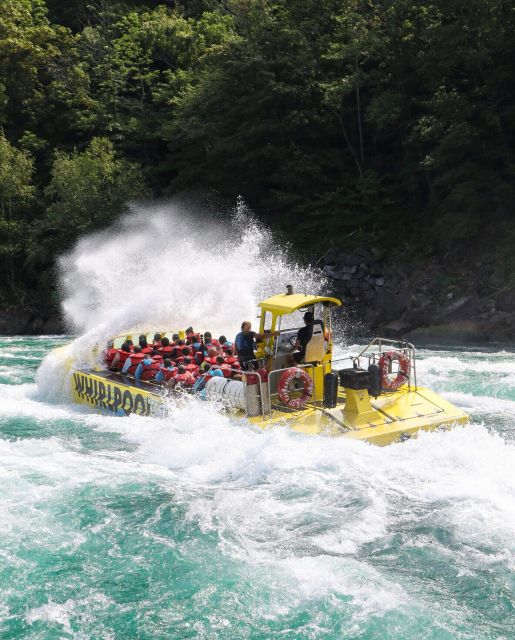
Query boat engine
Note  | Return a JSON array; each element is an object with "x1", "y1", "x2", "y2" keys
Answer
[{"x1": 338, "y1": 365, "x2": 382, "y2": 398}]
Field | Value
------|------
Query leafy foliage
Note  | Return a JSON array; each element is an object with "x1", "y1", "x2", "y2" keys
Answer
[{"x1": 0, "y1": 0, "x2": 515, "y2": 308}]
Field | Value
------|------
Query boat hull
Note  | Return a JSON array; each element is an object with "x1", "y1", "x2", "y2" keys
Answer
[{"x1": 70, "y1": 370, "x2": 468, "y2": 445}]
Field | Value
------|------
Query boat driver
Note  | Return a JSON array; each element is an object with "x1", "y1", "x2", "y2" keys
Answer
[
  {"x1": 289, "y1": 312, "x2": 322, "y2": 365},
  {"x1": 235, "y1": 321, "x2": 277, "y2": 370}
]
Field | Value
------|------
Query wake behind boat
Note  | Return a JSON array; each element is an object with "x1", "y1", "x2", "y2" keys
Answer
[{"x1": 61, "y1": 289, "x2": 468, "y2": 446}]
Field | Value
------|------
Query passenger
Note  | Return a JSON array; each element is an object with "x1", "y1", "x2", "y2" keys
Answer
[
  {"x1": 193, "y1": 366, "x2": 224, "y2": 393},
  {"x1": 216, "y1": 355, "x2": 232, "y2": 378},
  {"x1": 172, "y1": 333, "x2": 180, "y2": 344},
  {"x1": 235, "y1": 321, "x2": 275, "y2": 370},
  {"x1": 203, "y1": 331, "x2": 220, "y2": 348},
  {"x1": 139, "y1": 334, "x2": 153, "y2": 354},
  {"x1": 185, "y1": 327, "x2": 200, "y2": 345},
  {"x1": 175, "y1": 366, "x2": 196, "y2": 388},
  {"x1": 152, "y1": 333, "x2": 162, "y2": 349},
  {"x1": 135, "y1": 353, "x2": 161, "y2": 381},
  {"x1": 183, "y1": 356, "x2": 199, "y2": 376},
  {"x1": 224, "y1": 348, "x2": 239, "y2": 368},
  {"x1": 154, "y1": 359, "x2": 176, "y2": 383},
  {"x1": 200, "y1": 347, "x2": 218, "y2": 371},
  {"x1": 103, "y1": 340, "x2": 117, "y2": 367},
  {"x1": 218, "y1": 335, "x2": 233, "y2": 352},
  {"x1": 121, "y1": 345, "x2": 144, "y2": 375},
  {"x1": 110, "y1": 342, "x2": 131, "y2": 370},
  {"x1": 159, "y1": 336, "x2": 173, "y2": 357},
  {"x1": 289, "y1": 311, "x2": 320, "y2": 365}
]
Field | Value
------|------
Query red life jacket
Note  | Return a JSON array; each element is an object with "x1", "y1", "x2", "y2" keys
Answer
[
  {"x1": 125, "y1": 352, "x2": 145, "y2": 375},
  {"x1": 141, "y1": 346, "x2": 153, "y2": 354},
  {"x1": 153, "y1": 354, "x2": 163, "y2": 362},
  {"x1": 112, "y1": 349, "x2": 131, "y2": 369},
  {"x1": 220, "y1": 364, "x2": 232, "y2": 378},
  {"x1": 159, "y1": 366, "x2": 176, "y2": 381},
  {"x1": 204, "y1": 356, "x2": 218, "y2": 366},
  {"x1": 139, "y1": 360, "x2": 161, "y2": 381},
  {"x1": 159, "y1": 346, "x2": 174, "y2": 357},
  {"x1": 186, "y1": 333, "x2": 200, "y2": 345},
  {"x1": 152, "y1": 341, "x2": 162, "y2": 349},
  {"x1": 225, "y1": 356, "x2": 238, "y2": 366},
  {"x1": 184, "y1": 363, "x2": 199, "y2": 375},
  {"x1": 104, "y1": 348, "x2": 117, "y2": 366},
  {"x1": 175, "y1": 371, "x2": 195, "y2": 387}
]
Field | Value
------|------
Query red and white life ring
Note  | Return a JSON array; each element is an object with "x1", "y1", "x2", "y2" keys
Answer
[
  {"x1": 378, "y1": 350, "x2": 411, "y2": 391},
  {"x1": 278, "y1": 367, "x2": 313, "y2": 410}
]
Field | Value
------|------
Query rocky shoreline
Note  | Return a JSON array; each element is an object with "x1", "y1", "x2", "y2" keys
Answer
[
  {"x1": 0, "y1": 308, "x2": 63, "y2": 335},
  {"x1": 319, "y1": 247, "x2": 515, "y2": 344}
]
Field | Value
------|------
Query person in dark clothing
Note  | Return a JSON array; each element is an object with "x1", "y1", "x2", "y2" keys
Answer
[
  {"x1": 290, "y1": 312, "x2": 321, "y2": 364},
  {"x1": 234, "y1": 321, "x2": 269, "y2": 370}
]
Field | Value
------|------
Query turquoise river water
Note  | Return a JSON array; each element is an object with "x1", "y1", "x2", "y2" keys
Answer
[{"x1": 0, "y1": 335, "x2": 513, "y2": 639}]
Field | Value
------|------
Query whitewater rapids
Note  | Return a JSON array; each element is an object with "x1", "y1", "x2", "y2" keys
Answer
[{"x1": 0, "y1": 204, "x2": 513, "y2": 638}]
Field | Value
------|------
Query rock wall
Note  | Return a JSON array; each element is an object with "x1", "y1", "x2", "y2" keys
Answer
[
  {"x1": 0, "y1": 308, "x2": 63, "y2": 335},
  {"x1": 319, "y1": 248, "x2": 515, "y2": 344}
]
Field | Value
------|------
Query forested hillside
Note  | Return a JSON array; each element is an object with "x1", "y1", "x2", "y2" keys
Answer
[{"x1": 1, "y1": 0, "x2": 515, "y2": 315}]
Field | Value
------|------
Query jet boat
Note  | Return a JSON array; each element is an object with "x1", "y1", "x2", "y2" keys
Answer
[{"x1": 64, "y1": 290, "x2": 469, "y2": 446}]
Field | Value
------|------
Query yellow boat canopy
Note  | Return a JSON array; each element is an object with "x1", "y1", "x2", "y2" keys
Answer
[{"x1": 258, "y1": 293, "x2": 342, "y2": 316}]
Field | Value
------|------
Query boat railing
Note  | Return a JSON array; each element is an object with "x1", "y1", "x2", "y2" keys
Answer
[{"x1": 330, "y1": 337, "x2": 417, "y2": 390}]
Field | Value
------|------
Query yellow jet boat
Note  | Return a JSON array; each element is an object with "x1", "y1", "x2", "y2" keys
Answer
[{"x1": 67, "y1": 290, "x2": 469, "y2": 446}]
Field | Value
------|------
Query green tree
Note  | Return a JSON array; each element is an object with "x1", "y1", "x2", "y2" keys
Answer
[
  {"x1": 27, "y1": 137, "x2": 146, "y2": 278},
  {"x1": 0, "y1": 132, "x2": 34, "y2": 294}
]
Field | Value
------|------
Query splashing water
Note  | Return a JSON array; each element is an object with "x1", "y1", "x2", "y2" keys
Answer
[
  {"x1": 61, "y1": 199, "x2": 324, "y2": 338},
  {"x1": 38, "y1": 200, "x2": 327, "y2": 402}
]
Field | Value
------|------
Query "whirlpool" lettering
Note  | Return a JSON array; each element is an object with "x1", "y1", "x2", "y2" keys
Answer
[{"x1": 73, "y1": 373, "x2": 151, "y2": 416}]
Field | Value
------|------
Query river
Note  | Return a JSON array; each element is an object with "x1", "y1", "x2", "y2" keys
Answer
[{"x1": 0, "y1": 335, "x2": 513, "y2": 639}]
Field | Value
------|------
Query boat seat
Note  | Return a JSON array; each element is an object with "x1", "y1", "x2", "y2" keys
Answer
[{"x1": 304, "y1": 320, "x2": 325, "y2": 363}]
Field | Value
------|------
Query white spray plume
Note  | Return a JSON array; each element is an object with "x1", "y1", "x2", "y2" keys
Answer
[
  {"x1": 38, "y1": 199, "x2": 327, "y2": 401},
  {"x1": 60, "y1": 198, "x2": 325, "y2": 338}
]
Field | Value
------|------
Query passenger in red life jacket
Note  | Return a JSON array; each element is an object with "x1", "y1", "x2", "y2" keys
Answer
[
  {"x1": 175, "y1": 366, "x2": 195, "y2": 387},
  {"x1": 224, "y1": 348, "x2": 239, "y2": 368},
  {"x1": 155, "y1": 359, "x2": 177, "y2": 384},
  {"x1": 152, "y1": 333, "x2": 163, "y2": 350},
  {"x1": 158, "y1": 337, "x2": 173, "y2": 357},
  {"x1": 215, "y1": 355, "x2": 232, "y2": 378},
  {"x1": 185, "y1": 327, "x2": 200, "y2": 346},
  {"x1": 139, "y1": 335, "x2": 153, "y2": 354},
  {"x1": 218, "y1": 335, "x2": 233, "y2": 353},
  {"x1": 182, "y1": 357, "x2": 199, "y2": 376},
  {"x1": 200, "y1": 347, "x2": 218, "y2": 371},
  {"x1": 121, "y1": 345, "x2": 144, "y2": 375},
  {"x1": 171, "y1": 333, "x2": 180, "y2": 344},
  {"x1": 203, "y1": 332, "x2": 220, "y2": 349},
  {"x1": 103, "y1": 340, "x2": 117, "y2": 367},
  {"x1": 110, "y1": 342, "x2": 132, "y2": 370},
  {"x1": 135, "y1": 354, "x2": 161, "y2": 381}
]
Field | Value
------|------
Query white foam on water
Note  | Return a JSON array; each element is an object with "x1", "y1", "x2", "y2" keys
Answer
[{"x1": 19, "y1": 201, "x2": 515, "y2": 632}]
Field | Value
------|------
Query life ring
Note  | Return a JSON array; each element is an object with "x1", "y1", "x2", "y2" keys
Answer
[
  {"x1": 278, "y1": 367, "x2": 313, "y2": 410},
  {"x1": 378, "y1": 350, "x2": 411, "y2": 391}
]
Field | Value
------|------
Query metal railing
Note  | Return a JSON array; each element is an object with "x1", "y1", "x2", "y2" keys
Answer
[{"x1": 331, "y1": 337, "x2": 417, "y2": 390}]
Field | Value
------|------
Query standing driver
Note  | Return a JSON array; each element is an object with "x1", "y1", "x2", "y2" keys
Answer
[{"x1": 235, "y1": 321, "x2": 277, "y2": 370}]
